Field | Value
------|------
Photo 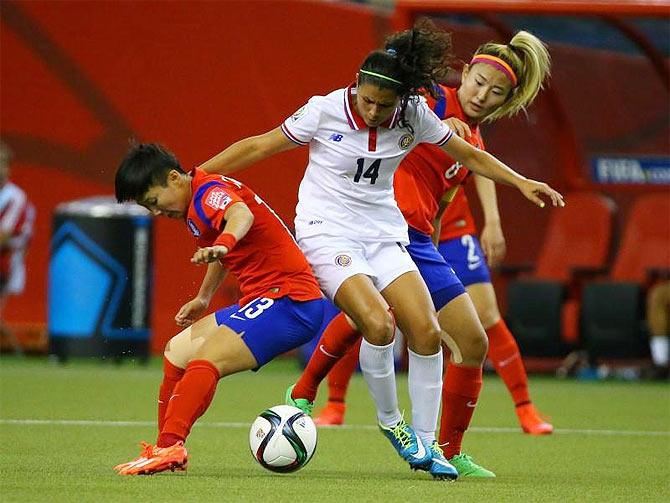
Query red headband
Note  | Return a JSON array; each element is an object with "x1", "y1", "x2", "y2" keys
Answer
[{"x1": 469, "y1": 54, "x2": 518, "y2": 87}]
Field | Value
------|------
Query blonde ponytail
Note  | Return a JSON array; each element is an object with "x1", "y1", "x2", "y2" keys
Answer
[{"x1": 474, "y1": 31, "x2": 551, "y2": 122}]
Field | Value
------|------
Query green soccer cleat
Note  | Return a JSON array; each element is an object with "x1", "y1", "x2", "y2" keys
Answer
[
  {"x1": 285, "y1": 384, "x2": 314, "y2": 416},
  {"x1": 448, "y1": 453, "x2": 496, "y2": 478}
]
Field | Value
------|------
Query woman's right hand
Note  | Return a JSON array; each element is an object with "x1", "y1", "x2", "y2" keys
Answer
[
  {"x1": 175, "y1": 297, "x2": 209, "y2": 327},
  {"x1": 444, "y1": 117, "x2": 471, "y2": 139}
]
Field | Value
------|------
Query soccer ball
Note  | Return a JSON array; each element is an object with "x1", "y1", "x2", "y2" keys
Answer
[{"x1": 249, "y1": 404, "x2": 317, "y2": 473}]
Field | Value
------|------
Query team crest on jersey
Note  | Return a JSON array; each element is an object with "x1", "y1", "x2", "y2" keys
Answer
[
  {"x1": 187, "y1": 219, "x2": 201, "y2": 237},
  {"x1": 398, "y1": 133, "x2": 414, "y2": 150},
  {"x1": 291, "y1": 106, "x2": 307, "y2": 121},
  {"x1": 206, "y1": 190, "x2": 232, "y2": 210},
  {"x1": 334, "y1": 254, "x2": 352, "y2": 267}
]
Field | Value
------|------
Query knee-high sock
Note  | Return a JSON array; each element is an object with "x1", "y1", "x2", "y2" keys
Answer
[
  {"x1": 408, "y1": 348, "x2": 443, "y2": 446},
  {"x1": 487, "y1": 319, "x2": 531, "y2": 406},
  {"x1": 327, "y1": 337, "x2": 362, "y2": 403},
  {"x1": 158, "y1": 359, "x2": 220, "y2": 447},
  {"x1": 359, "y1": 338, "x2": 401, "y2": 427},
  {"x1": 293, "y1": 312, "x2": 361, "y2": 402},
  {"x1": 439, "y1": 363, "x2": 482, "y2": 458},
  {"x1": 157, "y1": 358, "x2": 185, "y2": 433}
]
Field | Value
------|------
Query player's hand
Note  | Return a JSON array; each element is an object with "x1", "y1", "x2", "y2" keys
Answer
[
  {"x1": 175, "y1": 297, "x2": 208, "y2": 327},
  {"x1": 444, "y1": 117, "x2": 471, "y2": 139},
  {"x1": 517, "y1": 179, "x2": 565, "y2": 208},
  {"x1": 480, "y1": 222, "x2": 506, "y2": 268},
  {"x1": 191, "y1": 245, "x2": 229, "y2": 264}
]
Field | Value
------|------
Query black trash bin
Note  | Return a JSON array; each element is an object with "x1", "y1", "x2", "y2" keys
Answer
[{"x1": 48, "y1": 197, "x2": 152, "y2": 362}]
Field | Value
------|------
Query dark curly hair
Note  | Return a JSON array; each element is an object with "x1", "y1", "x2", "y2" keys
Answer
[{"x1": 358, "y1": 18, "x2": 453, "y2": 130}]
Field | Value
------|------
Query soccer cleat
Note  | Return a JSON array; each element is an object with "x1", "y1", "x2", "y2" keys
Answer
[
  {"x1": 378, "y1": 417, "x2": 432, "y2": 469},
  {"x1": 115, "y1": 441, "x2": 188, "y2": 475},
  {"x1": 425, "y1": 441, "x2": 459, "y2": 480},
  {"x1": 314, "y1": 401, "x2": 346, "y2": 426},
  {"x1": 516, "y1": 403, "x2": 553, "y2": 435},
  {"x1": 448, "y1": 453, "x2": 496, "y2": 478},
  {"x1": 285, "y1": 384, "x2": 314, "y2": 416}
]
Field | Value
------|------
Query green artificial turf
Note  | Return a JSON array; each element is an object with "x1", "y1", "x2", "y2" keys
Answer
[{"x1": 1, "y1": 356, "x2": 668, "y2": 502}]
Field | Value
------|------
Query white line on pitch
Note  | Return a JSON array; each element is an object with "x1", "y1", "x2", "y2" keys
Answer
[{"x1": 0, "y1": 419, "x2": 668, "y2": 437}]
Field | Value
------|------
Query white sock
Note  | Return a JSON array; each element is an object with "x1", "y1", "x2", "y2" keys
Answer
[
  {"x1": 359, "y1": 338, "x2": 401, "y2": 427},
  {"x1": 408, "y1": 348, "x2": 443, "y2": 447},
  {"x1": 650, "y1": 336, "x2": 669, "y2": 366}
]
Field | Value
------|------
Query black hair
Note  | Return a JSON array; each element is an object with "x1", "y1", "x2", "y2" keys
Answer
[
  {"x1": 115, "y1": 142, "x2": 184, "y2": 203},
  {"x1": 358, "y1": 18, "x2": 453, "y2": 130}
]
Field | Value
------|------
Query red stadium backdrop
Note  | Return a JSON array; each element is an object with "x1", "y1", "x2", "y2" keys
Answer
[{"x1": 1, "y1": 0, "x2": 668, "y2": 353}]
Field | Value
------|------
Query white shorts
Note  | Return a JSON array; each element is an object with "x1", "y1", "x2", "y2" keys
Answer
[{"x1": 298, "y1": 235, "x2": 418, "y2": 301}]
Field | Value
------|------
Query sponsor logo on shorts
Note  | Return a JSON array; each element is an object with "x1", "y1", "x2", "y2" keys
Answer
[
  {"x1": 334, "y1": 254, "x2": 352, "y2": 267},
  {"x1": 398, "y1": 133, "x2": 414, "y2": 150},
  {"x1": 186, "y1": 219, "x2": 200, "y2": 237}
]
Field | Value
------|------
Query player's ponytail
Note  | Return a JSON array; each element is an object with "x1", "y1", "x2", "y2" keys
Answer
[
  {"x1": 358, "y1": 18, "x2": 453, "y2": 130},
  {"x1": 473, "y1": 31, "x2": 551, "y2": 122}
]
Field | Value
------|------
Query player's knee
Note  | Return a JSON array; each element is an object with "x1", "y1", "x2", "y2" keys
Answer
[
  {"x1": 408, "y1": 319, "x2": 442, "y2": 354},
  {"x1": 360, "y1": 309, "x2": 395, "y2": 346},
  {"x1": 469, "y1": 329, "x2": 489, "y2": 362}
]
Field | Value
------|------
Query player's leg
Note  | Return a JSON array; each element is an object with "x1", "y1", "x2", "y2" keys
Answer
[
  {"x1": 467, "y1": 282, "x2": 553, "y2": 434},
  {"x1": 406, "y1": 229, "x2": 492, "y2": 477},
  {"x1": 117, "y1": 297, "x2": 325, "y2": 475},
  {"x1": 379, "y1": 268, "x2": 458, "y2": 480},
  {"x1": 647, "y1": 281, "x2": 670, "y2": 379},
  {"x1": 314, "y1": 337, "x2": 361, "y2": 426},
  {"x1": 289, "y1": 300, "x2": 361, "y2": 409}
]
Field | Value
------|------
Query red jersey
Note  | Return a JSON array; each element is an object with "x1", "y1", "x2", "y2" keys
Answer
[
  {"x1": 186, "y1": 169, "x2": 322, "y2": 305},
  {"x1": 393, "y1": 85, "x2": 484, "y2": 238}
]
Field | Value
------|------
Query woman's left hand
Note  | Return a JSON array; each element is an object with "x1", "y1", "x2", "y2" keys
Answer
[{"x1": 518, "y1": 179, "x2": 565, "y2": 208}]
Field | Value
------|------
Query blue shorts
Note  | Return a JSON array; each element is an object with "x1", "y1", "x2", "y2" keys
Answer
[
  {"x1": 214, "y1": 296, "x2": 326, "y2": 368},
  {"x1": 437, "y1": 234, "x2": 491, "y2": 287},
  {"x1": 407, "y1": 228, "x2": 466, "y2": 311}
]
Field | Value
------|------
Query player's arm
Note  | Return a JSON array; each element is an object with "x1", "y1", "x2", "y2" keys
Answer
[
  {"x1": 191, "y1": 201, "x2": 254, "y2": 264},
  {"x1": 198, "y1": 127, "x2": 298, "y2": 175},
  {"x1": 432, "y1": 186, "x2": 459, "y2": 245},
  {"x1": 175, "y1": 261, "x2": 228, "y2": 327},
  {"x1": 474, "y1": 174, "x2": 506, "y2": 268},
  {"x1": 440, "y1": 134, "x2": 564, "y2": 208}
]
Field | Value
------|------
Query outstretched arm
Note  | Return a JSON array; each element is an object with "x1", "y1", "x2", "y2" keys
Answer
[
  {"x1": 198, "y1": 127, "x2": 298, "y2": 175},
  {"x1": 441, "y1": 133, "x2": 564, "y2": 208}
]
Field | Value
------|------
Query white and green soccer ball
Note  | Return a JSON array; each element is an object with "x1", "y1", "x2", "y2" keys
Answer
[{"x1": 249, "y1": 405, "x2": 317, "y2": 473}]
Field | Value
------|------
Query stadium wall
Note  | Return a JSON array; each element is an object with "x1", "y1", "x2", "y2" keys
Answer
[{"x1": 1, "y1": 0, "x2": 667, "y2": 353}]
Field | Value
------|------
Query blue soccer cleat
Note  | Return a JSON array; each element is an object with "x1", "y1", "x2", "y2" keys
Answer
[
  {"x1": 378, "y1": 417, "x2": 432, "y2": 469},
  {"x1": 424, "y1": 441, "x2": 459, "y2": 480}
]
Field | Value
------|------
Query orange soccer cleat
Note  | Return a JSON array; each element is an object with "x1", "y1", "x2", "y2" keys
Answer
[
  {"x1": 314, "y1": 401, "x2": 346, "y2": 426},
  {"x1": 114, "y1": 441, "x2": 188, "y2": 475},
  {"x1": 516, "y1": 403, "x2": 554, "y2": 435}
]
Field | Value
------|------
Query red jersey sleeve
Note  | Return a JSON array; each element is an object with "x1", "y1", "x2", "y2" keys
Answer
[{"x1": 193, "y1": 185, "x2": 243, "y2": 248}]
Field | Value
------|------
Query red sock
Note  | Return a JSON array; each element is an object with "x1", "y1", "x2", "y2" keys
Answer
[
  {"x1": 327, "y1": 337, "x2": 361, "y2": 403},
  {"x1": 293, "y1": 312, "x2": 361, "y2": 402},
  {"x1": 486, "y1": 319, "x2": 531, "y2": 406},
  {"x1": 439, "y1": 363, "x2": 482, "y2": 458},
  {"x1": 157, "y1": 358, "x2": 185, "y2": 432},
  {"x1": 158, "y1": 359, "x2": 220, "y2": 447}
]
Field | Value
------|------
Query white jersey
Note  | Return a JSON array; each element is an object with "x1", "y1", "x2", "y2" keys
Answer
[{"x1": 281, "y1": 85, "x2": 453, "y2": 244}]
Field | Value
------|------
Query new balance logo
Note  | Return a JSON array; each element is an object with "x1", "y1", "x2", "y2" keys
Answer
[{"x1": 329, "y1": 134, "x2": 344, "y2": 142}]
